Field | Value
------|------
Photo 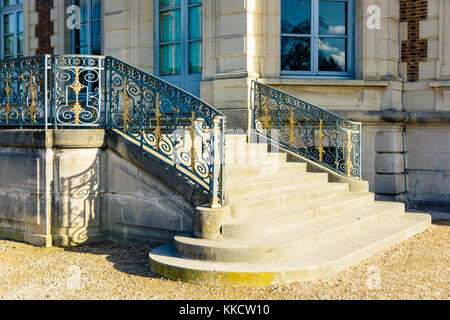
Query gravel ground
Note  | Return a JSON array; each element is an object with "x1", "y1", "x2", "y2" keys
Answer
[{"x1": 0, "y1": 219, "x2": 448, "y2": 300}]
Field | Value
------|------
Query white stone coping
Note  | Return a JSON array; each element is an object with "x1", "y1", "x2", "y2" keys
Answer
[
  {"x1": 429, "y1": 80, "x2": 450, "y2": 88},
  {"x1": 259, "y1": 78, "x2": 390, "y2": 87}
]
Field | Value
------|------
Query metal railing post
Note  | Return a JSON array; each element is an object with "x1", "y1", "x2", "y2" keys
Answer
[
  {"x1": 44, "y1": 55, "x2": 50, "y2": 130},
  {"x1": 220, "y1": 116, "x2": 226, "y2": 206},
  {"x1": 210, "y1": 116, "x2": 223, "y2": 208}
]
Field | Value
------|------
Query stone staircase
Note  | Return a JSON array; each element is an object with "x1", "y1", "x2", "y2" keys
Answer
[{"x1": 149, "y1": 134, "x2": 431, "y2": 287}]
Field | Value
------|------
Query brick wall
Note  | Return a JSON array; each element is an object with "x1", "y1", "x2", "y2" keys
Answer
[
  {"x1": 35, "y1": 0, "x2": 54, "y2": 55},
  {"x1": 400, "y1": 0, "x2": 428, "y2": 82}
]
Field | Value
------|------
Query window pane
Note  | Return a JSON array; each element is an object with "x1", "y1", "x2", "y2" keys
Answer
[
  {"x1": 189, "y1": 41, "x2": 202, "y2": 74},
  {"x1": 3, "y1": 13, "x2": 13, "y2": 34},
  {"x1": 319, "y1": 1, "x2": 347, "y2": 35},
  {"x1": 4, "y1": 35, "x2": 13, "y2": 56},
  {"x1": 79, "y1": 22, "x2": 88, "y2": 46},
  {"x1": 3, "y1": 0, "x2": 12, "y2": 6},
  {"x1": 160, "y1": 0, "x2": 180, "y2": 8},
  {"x1": 82, "y1": 46, "x2": 90, "y2": 54},
  {"x1": 92, "y1": 0, "x2": 101, "y2": 20},
  {"x1": 281, "y1": 0, "x2": 311, "y2": 35},
  {"x1": 188, "y1": 6, "x2": 202, "y2": 40},
  {"x1": 160, "y1": 10, "x2": 181, "y2": 42},
  {"x1": 188, "y1": 0, "x2": 201, "y2": 4},
  {"x1": 160, "y1": 44, "x2": 181, "y2": 76},
  {"x1": 318, "y1": 38, "x2": 347, "y2": 72},
  {"x1": 92, "y1": 20, "x2": 101, "y2": 48},
  {"x1": 17, "y1": 33, "x2": 23, "y2": 55},
  {"x1": 79, "y1": 0, "x2": 89, "y2": 22},
  {"x1": 17, "y1": 11, "x2": 22, "y2": 32},
  {"x1": 92, "y1": 45, "x2": 101, "y2": 56},
  {"x1": 281, "y1": 36, "x2": 311, "y2": 71}
]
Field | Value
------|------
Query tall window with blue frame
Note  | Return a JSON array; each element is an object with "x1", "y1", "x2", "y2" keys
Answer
[
  {"x1": 71, "y1": 0, "x2": 102, "y2": 55},
  {"x1": 156, "y1": 0, "x2": 202, "y2": 96},
  {"x1": 281, "y1": 0, "x2": 354, "y2": 78},
  {"x1": 1, "y1": 0, "x2": 23, "y2": 59}
]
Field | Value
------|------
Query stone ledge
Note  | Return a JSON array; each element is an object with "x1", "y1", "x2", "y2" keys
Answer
[
  {"x1": 260, "y1": 78, "x2": 390, "y2": 87},
  {"x1": 0, "y1": 228, "x2": 52, "y2": 247},
  {"x1": 429, "y1": 80, "x2": 450, "y2": 88},
  {"x1": 330, "y1": 110, "x2": 450, "y2": 124},
  {"x1": 0, "y1": 130, "x2": 106, "y2": 148}
]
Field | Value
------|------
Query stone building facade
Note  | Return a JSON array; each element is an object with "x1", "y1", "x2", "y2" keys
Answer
[{"x1": 8, "y1": 0, "x2": 450, "y2": 212}]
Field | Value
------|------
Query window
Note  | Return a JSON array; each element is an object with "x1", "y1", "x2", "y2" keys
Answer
[
  {"x1": 1, "y1": 0, "x2": 23, "y2": 59},
  {"x1": 281, "y1": 0, "x2": 353, "y2": 77},
  {"x1": 71, "y1": 0, "x2": 102, "y2": 55},
  {"x1": 155, "y1": 0, "x2": 202, "y2": 96}
]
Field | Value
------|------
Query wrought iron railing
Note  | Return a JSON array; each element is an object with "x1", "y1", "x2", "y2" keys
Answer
[
  {"x1": 0, "y1": 55, "x2": 50, "y2": 127},
  {"x1": 53, "y1": 55, "x2": 105, "y2": 127},
  {"x1": 0, "y1": 55, "x2": 226, "y2": 208},
  {"x1": 253, "y1": 81, "x2": 361, "y2": 179},
  {"x1": 105, "y1": 57, "x2": 226, "y2": 208}
]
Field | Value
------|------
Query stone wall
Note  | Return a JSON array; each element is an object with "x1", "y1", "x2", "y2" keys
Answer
[
  {"x1": 102, "y1": 0, "x2": 155, "y2": 72},
  {"x1": 0, "y1": 130, "x2": 194, "y2": 247},
  {"x1": 405, "y1": 124, "x2": 450, "y2": 211}
]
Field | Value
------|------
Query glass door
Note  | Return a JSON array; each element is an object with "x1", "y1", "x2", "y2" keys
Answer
[{"x1": 156, "y1": 0, "x2": 202, "y2": 97}]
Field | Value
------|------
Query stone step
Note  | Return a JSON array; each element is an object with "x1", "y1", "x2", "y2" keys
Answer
[
  {"x1": 225, "y1": 151, "x2": 287, "y2": 166},
  {"x1": 230, "y1": 183, "x2": 349, "y2": 217},
  {"x1": 225, "y1": 142, "x2": 268, "y2": 155},
  {"x1": 223, "y1": 192, "x2": 376, "y2": 238},
  {"x1": 149, "y1": 212, "x2": 431, "y2": 287},
  {"x1": 174, "y1": 202, "x2": 405, "y2": 263},
  {"x1": 225, "y1": 162, "x2": 307, "y2": 179},
  {"x1": 225, "y1": 134, "x2": 248, "y2": 145},
  {"x1": 225, "y1": 172, "x2": 329, "y2": 200}
]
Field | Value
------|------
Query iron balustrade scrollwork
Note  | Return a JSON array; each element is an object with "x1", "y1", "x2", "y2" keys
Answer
[
  {"x1": 53, "y1": 55, "x2": 105, "y2": 127},
  {"x1": 105, "y1": 57, "x2": 226, "y2": 208},
  {"x1": 253, "y1": 81, "x2": 362, "y2": 179},
  {"x1": 0, "y1": 55, "x2": 51, "y2": 127},
  {"x1": 0, "y1": 54, "x2": 226, "y2": 208}
]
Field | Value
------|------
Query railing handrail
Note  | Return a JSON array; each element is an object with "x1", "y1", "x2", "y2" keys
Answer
[
  {"x1": 253, "y1": 80, "x2": 362, "y2": 129},
  {"x1": 252, "y1": 80, "x2": 362, "y2": 179}
]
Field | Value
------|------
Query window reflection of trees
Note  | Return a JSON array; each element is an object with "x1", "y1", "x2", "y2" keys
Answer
[
  {"x1": 281, "y1": 37, "x2": 310, "y2": 71},
  {"x1": 318, "y1": 18, "x2": 346, "y2": 72},
  {"x1": 280, "y1": 1, "x2": 350, "y2": 74},
  {"x1": 281, "y1": 19, "x2": 310, "y2": 72}
]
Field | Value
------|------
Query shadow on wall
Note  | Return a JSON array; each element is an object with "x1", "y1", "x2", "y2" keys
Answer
[{"x1": 55, "y1": 156, "x2": 102, "y2": 246}]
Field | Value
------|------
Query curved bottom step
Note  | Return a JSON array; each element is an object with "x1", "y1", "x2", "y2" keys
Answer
[{"x1": 149, "y1": 213, "x2": 431, "y2": 287}]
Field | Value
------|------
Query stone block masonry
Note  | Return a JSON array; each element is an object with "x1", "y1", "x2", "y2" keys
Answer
[{"x1": 0, "y1": 130, "x2": 194, "y2": 247}]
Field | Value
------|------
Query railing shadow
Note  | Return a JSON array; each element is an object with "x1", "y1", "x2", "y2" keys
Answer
[{"x1": 55, "y1": 155, "x2": 101, "y2": 246}]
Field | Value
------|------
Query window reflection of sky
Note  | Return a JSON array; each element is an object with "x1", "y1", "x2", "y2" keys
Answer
[
  {"x1": 319, "y1": 38, "x2": 346, "y2": 71},
  {"x1": 281, "y1": 0, "x2": 311, "y2": 34},
  {"x1": 319, "y1": 1, "x2": 347, "y2": 35}
]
